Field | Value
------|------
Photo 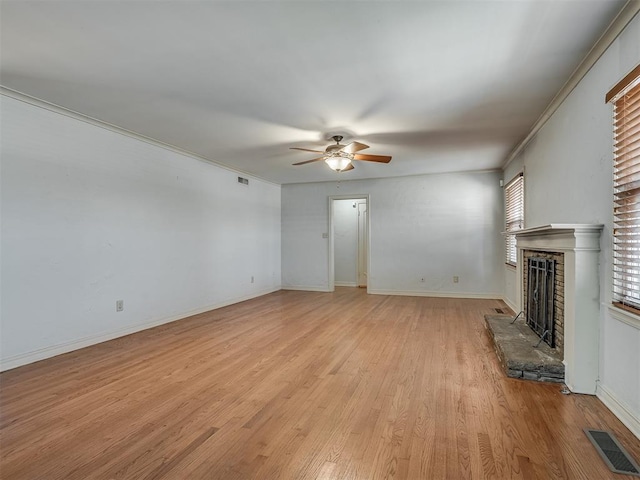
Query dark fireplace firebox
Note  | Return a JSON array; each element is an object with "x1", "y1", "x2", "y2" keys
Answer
[{"x1": 526, "y1": 257, "x2": 556, "y2": 347}]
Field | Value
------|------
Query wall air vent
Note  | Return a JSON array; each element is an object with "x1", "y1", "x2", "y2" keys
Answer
[{"x1": 238, "y1": 177, "x2": 249, "y2": 186}]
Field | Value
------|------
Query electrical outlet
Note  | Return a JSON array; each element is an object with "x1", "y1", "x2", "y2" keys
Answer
[
  {"x1": 453, "y1": 276, "x2": 459, "y2": 283},
  {"x1": 322, "y1": 233, "x2": 328, "y2": 239},
  {"x1": 251, "y1": 276, "x2": 254, "y2": 283},
  {"x1": 421, "y1": 277, "x2": 425, "y2": 283},
  {"x1": 116, "y1": 300, "x2": 124, "y2": 312}
]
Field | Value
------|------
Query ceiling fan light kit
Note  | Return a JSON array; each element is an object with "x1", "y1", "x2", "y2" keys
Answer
[
  {"x1": 291, "y1": 135, "x2": 391, "y2": 172},
  {"x1": 325, "y1": 156, "x2": 352, "y2": 172}
]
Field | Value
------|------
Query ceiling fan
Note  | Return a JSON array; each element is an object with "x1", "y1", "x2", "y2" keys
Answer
[{"x1": 290, "y1": 135, "x2": 392, "y2": 172}]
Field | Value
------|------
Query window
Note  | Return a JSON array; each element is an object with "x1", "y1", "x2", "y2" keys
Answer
[
  {"x1": 504, "y1": 173, "x2": 524, "y2": 266},
  {"x1": 608, "y1": 65, "x2": 640, "y2": 312}
]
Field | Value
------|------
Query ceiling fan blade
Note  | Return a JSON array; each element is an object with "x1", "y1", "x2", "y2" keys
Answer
[
  {"x1": 290, "y1": 147, "x2": 325, "y2": 154},
  {"x1": 293, "y1": 157, "x2": 325, "y2": 166},
  {"x1": 353, "y1": 153, "x2": 392, "y2": 163},
  {"x1": 341, "y1": 163, "x2": 355, "y2": 171},
  {"x1": 340, "y1": 141, "x2": 369, "y2": 154}
]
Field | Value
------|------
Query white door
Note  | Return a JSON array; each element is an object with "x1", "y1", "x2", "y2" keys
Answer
[{"x1": 357, "y1": 201, "x2": 368, "y2": 287}]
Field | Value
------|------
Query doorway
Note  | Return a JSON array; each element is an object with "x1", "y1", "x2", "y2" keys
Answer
[{"x1": 329, "y1": 195, "x2": 369, "y2": 292}]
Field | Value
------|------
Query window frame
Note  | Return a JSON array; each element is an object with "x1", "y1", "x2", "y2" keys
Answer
[
  {"x1": 504, "y1": 172, "x2": 524, "y2": 267},
  {"x1": 608, "y1": 64, "x2": 640, "y2": 314}
]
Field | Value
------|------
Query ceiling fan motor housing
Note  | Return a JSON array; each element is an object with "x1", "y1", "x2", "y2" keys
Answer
[
  {"x1": 326, "y1": 145, "x2": 350, "y2": 156},
  {"x1": 326, "y1": 136, "x2": 350, "y2": 157}
]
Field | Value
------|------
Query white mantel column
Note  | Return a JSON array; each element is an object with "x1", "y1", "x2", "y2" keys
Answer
[{"x1": 515, "y1": 224, "x2": 603, "y2": 394}]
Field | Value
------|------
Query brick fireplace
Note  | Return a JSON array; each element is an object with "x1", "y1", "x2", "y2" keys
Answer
[{"x1": 514, "y1": 224, "x2": 603, "y2": 394}]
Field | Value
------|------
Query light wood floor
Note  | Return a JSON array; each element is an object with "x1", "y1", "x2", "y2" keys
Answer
[{"x1": 1, "y1": 289, "x2": 639, "y2": 479}]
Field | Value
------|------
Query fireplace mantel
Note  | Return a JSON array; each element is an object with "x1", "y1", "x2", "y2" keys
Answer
[
  {"x1": 515, "y1": 224, "x2": 603, "y2": 394},
  {"x1": 515, "y1": 224, "x2": 603, "y2": 249}
]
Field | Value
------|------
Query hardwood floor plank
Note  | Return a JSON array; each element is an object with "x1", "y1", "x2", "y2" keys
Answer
[{"x1": 2, "y1": 289, "x2": 639, "y2": 479}]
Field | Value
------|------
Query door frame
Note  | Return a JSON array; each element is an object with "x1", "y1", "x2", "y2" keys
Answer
[{"x1": 328, "y1": 194, "x2": 370, "y2": 293}]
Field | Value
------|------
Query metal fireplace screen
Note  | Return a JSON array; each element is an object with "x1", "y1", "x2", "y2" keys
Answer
[{"x1": 526, "y1": 257, "x2": 556, "y2": 347}]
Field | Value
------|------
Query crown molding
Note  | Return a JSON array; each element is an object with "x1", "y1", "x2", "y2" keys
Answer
[
  {"x1": 0, "y1": 86, "x2": 280, "y2": 187},
  {"x1": 502, "y1": 1, "x2": 640, "y2": 170}
]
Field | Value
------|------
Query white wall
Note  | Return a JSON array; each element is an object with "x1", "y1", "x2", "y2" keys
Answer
[
  {"x1": 0, "y1": 96, "x2": 281, "y2": 370},
  {"x1": 282, "y1": 171, "x2": 504, "y2": 297},
  {"x1": 333, "y1": 199, "x2": 358, "y2": 286},
  {"x1": 503, "y1": 13, "x2": 640, "y2": 437}
]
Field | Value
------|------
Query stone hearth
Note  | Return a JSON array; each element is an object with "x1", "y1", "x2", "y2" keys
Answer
[{"x1": 485, "y1": 314, "x2": 564, "y2": 383}]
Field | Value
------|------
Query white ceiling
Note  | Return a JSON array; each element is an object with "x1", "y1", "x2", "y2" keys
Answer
[{"x1": 0, "y1": 0, "x2": 627, "y2": 184}]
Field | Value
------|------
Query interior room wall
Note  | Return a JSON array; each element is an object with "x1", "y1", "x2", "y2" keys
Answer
[
  {"x1": 282, "y1": 171, "x2": 504, "y2": 298},
  {"x1": 1, "y1": 96, "x2": 282, "y2": 370},
  {"x1": 502, "y1": 13, "x2": 640, "y2": 437},
  {"x1": 333, "y1": 199, "x2": 358, "y2": 286}
]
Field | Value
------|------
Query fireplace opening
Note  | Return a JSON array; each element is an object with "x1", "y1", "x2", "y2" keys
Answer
[{"x1": 526, "y1": 257, "x2": 556, "y2": 348}]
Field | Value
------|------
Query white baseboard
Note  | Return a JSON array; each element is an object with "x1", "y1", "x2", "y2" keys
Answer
[
  {"x1": 0, "y1": 286, "x2": 282, "y2": 372},
  {"x1": 334, "y1": 282, "x2": 357, "y2": 287},
  {"x1": 281, "y1": 285, "x2": 331, "y2": 292},
  {"x1": 596, "y1": 383, "x2": 640, "y2": 440},
  {"x1": 368, "y1": 289, "x2": 502, "y2": 300},
  {"x1": 502, "y1": 296, "x2": 518, "y2": 314}
]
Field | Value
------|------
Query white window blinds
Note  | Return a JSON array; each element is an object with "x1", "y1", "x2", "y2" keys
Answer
[
  {"x1": 505, "y1": 173, "x2": 524, "y2": 265},
  {"x1": 610, "y1": 66, "x2": 640, "y2": 311}
]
